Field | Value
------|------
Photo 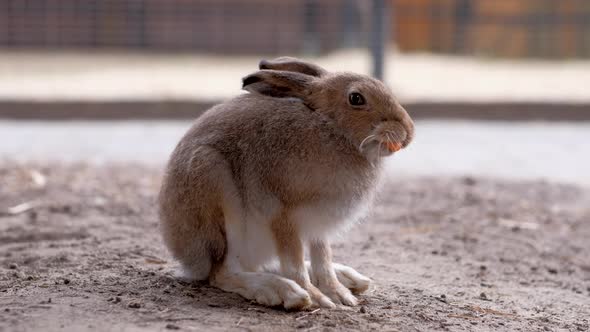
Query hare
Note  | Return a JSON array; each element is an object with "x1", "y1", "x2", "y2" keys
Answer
[{"x1": 159, "y1": 57, "x2": 414, "y2": 310}]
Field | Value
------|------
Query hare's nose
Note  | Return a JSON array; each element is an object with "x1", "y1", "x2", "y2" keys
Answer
[{"x1": 401, "y1": 122, "x2": 415, "y2": 148}]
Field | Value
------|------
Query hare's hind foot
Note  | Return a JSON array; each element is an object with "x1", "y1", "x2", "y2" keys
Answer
[{"x1": 210, "y1": 264, "x2": 312, "y2": 310}]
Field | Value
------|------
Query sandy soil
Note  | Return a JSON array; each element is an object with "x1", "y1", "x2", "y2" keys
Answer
[{"x1": 0, "y1": 162, "x2": 589, "y2": 332}]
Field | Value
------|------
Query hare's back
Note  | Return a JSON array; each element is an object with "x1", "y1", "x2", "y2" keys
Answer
[{"x1": 192, "y1": 94, "x2": 329, "y2": 149}]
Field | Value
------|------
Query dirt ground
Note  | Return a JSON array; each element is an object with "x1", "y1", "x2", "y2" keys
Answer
[{"x1": 0, "y1": 162, "x2": 589, "y2": 332}]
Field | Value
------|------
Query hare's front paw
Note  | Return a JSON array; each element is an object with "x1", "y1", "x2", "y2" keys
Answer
[
  {"x1": 333, "y1": 263, "x2": 371, "y2": 294},
  {"x1": 305, "y1": 283, "x2": 336, "y2": 309},
  {"x1": 318, "y1": 281, "x2": 358, "y2": 306}
]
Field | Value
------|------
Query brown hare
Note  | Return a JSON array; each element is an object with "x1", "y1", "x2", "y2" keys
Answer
[{"x1": 159, "y1": 57, "x2": 414, "y2": 310}]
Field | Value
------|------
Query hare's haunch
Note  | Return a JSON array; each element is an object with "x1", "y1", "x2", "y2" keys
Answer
[{"x1": 159, "y1": 57, "x2": 414, "y2": 310}]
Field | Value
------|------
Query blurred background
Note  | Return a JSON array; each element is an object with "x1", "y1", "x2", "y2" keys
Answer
[
  {"x1": 2, "y1": 0, "x2": 590, "y2": 57},
  {"x1": 1, "y1": 0, "x2": 589, "y2": 184}
]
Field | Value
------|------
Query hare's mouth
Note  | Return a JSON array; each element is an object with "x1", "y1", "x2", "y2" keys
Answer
[
  {"x1": 358, "y1": 138, "x2": 402, "y2": 159},
  {"x1": 377, "y1": 140, "x2": 402, "y2": 157},
  {"x1": 359, "y1": 125, "x2": 407, "y2": 160}
]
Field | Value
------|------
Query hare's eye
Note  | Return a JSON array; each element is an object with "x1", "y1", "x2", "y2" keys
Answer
[{"x1": 348, "y1": 92, "x2": 365, "y2": 106}]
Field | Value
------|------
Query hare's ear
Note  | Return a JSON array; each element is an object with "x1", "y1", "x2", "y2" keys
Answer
[
  {"x1": 259, "y1": 57, "x2": 327, "y2": 78},
  {"x1": 242, "y1": 70, "x2": 313, "y2": 99}
]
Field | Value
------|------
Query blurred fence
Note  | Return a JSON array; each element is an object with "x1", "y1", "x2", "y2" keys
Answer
[
  {"x1": 0, "y1": 0, "x2": 370, "y2": 54},
  {"x1": 0, "y1": 0, "x2": 589, "y2": 58}
]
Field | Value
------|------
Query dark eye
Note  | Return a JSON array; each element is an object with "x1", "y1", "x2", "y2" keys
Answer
[{"x1": 348, "y1": 92, "x2": 365, "y2": 106}]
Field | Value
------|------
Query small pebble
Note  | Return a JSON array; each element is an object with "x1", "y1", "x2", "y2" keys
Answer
[
  {"x1": 296, "y1": 321, "x2": 312, "y2": 329},
  {"x1": 128, "y1": 302, "x2": 141, "y2": 309},
  {"x1": 8, "y1": 263, "x2": 18, "y2": 269},
  {"x1": 165, "y1": 324, "x2": 180, "y2": 330},
  {"x1": 547, "y1": 268, "x2": 558, "y2": 274},
  {"x1": 463, "y1": 177, "x2": 477, "y2": 186},
  {"x1": 63, "y1": 278, "x2": 71, "y2": 285},
  {"x1": 359, "y1": 306, "x2": 367, "y2": 314},
  {"x1": 28, "y1": 211, "x2": 38, "y2": 222},
  {"x1": 479, "y1": 292, "x2": 489, "y2": 300}
]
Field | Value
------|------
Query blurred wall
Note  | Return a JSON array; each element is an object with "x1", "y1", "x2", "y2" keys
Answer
[
  {"x1": 2, "y1": 0, "x2": 589, "y2": 58},
  {"x1": 393, "y1": 0, "x2": 590, "y2": 58}
]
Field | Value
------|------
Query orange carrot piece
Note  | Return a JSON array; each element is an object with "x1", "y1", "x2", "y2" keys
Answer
[{"x1": 386, "y1": 141, "x2": 402, "y2": 152}]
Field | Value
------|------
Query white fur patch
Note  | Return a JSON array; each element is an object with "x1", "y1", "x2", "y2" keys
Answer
[{"x1": 293, "y1": 189, "x2": 377, "y2": 242}]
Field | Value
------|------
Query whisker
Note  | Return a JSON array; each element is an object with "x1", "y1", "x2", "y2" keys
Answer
[
  {"x1": 385, "y1": 132, "x2": 395, "y2": 144},
  {"x1": 385, "y1": 130, "x2": 403, "y2": 142},
  {"x1": 359, "y1": 134, "x2": 376, "y2": 152}
]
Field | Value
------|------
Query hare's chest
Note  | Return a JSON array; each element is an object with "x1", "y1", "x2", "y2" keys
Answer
[
  {"x1": 292, "y1": 183, "x2": 378, "y2": 240},
  {"x1": 292, "y1": 165, "x2": 380, "y2": 237}
]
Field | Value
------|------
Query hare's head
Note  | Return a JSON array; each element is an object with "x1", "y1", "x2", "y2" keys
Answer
[{"x1": 243, "y1": 57, "x2": 414, "y2": 160}]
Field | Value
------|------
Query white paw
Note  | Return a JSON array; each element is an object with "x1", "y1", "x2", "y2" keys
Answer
[
  {"x1": 277, "y1": 279, "x2": 312, "y2": 310},
  {"x1": 252, "y1": 285, "x2": 283, "y2": 307},
  {"x1": 308, "y1": 287, "x2": 336, "y2": 309},
  {"x1": 333, "y1": 263, "x2": 371, "y2": 294},
  {"x1": 320, "y1": 283, "x2": 358, "y2": 306}
]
